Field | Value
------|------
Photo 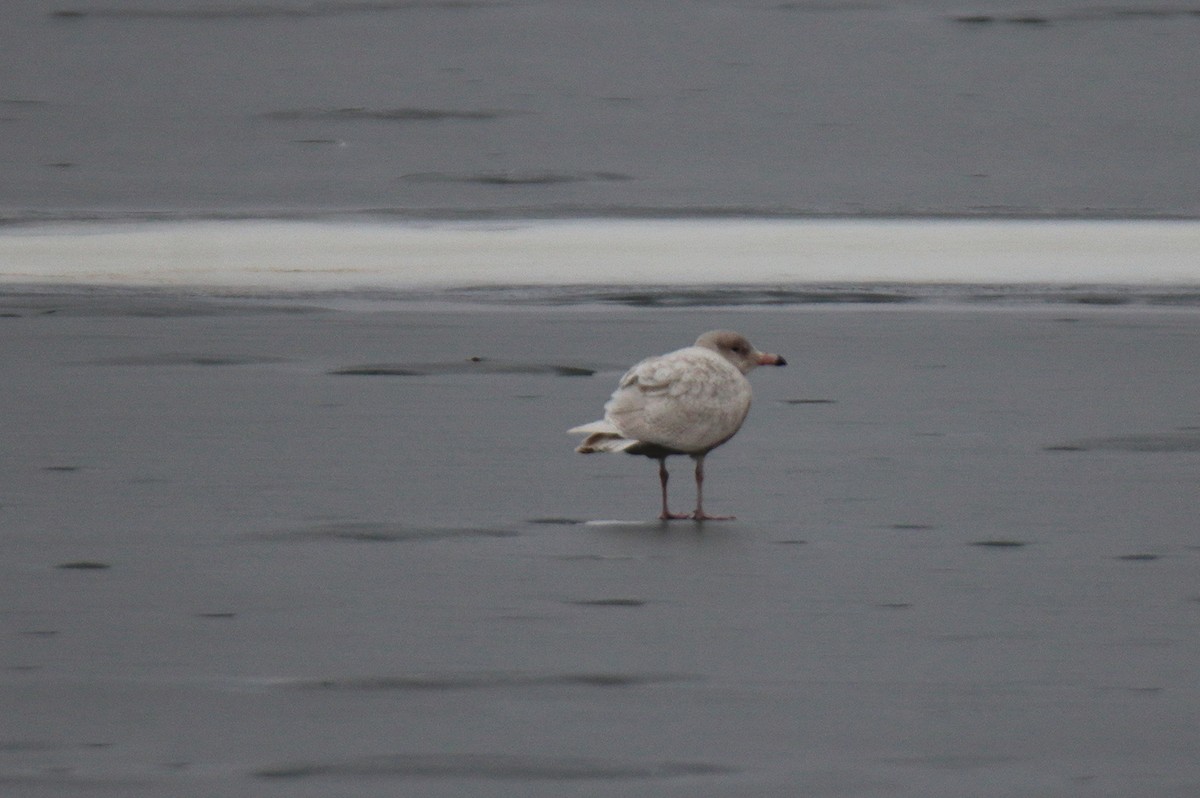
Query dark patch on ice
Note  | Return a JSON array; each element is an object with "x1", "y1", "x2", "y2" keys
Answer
[
  {"x1": 256, "y1": 522, "x2": 519, "y2": 543},
  {"x1": 43, "y1": 465, "x2": 82, "y2": 472},
  {"x1": 90, "y1": 353, "x2": 285, "y2": 367},
  {"x1": 569, "y1": 287, "x2": 917, "y2": 308},
  {"x1": 266, "y1": 107, "x2": 513, "y2": 122},
  {"x1": 1045, "y1": 432, "x2": 1200, "y2": 453},
  {"x1": 955, "y1": 13, "x2": 1043, "y2": 25},
  {"x1": 254, "y1": 752, "x2": 734, "y2": 781},
  {"x1": 1117, "y1": 553, "x2": 1161, "y2": 561},
  {"x1": 55, "y1": 560, "x2": 112, "y2": 570},
  {"x1": 781, "y1": 398, "x2": 837, "y2": 405},
  {"x1": 197, "y1": 612, "x2": 237, "y2": 619},
  {"x1": 434, "y1": 284, "x2": 922, "y2": 307},
  {"x1": 891, "y1": 523, "x2": 935, "y2": 531},
  {"x1": 971, "y1": 539, "x2": 1027, "y2": 548},
  {"x1": 402, "y1": 170, "x2": 633, "y2": 186},
  {"x1": 20, "y1": 629, "x2": 59, "y2": 637},
  {"x1": 570, "y1": 598, "x2": 647, "y2": 607},
  {"x1": 331, "y1": 359, "x2": 594, "y2": 377},
  {"x1": 773, "y1": 538, "x2": 808, "y2": 545},
  {"x1": 952, "y1": 7, "x2": 1200, "y2": 25},
  {"x1": 329, "y1": 365, "x2": 424, "y2": 376},
  {"x1": 527, "y1": 517, "x2": 586, "y2": 525},
  {"x1": 1072, "y1": 294, "x2": 1136, "y2": 306},
  {"x1": 52, "y1": 2, "x2": 493, "y2": 21},
  {"x1": 282, "y1": 671, "x2": 690, "y2": 692},
  {"x1": 325, "y1": 284, "x2": 1200, "y2": 309}
]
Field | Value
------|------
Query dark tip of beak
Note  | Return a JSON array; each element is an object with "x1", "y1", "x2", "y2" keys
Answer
[{"x1": 775, "y1": 356, "x2": 788, "y2": 367}]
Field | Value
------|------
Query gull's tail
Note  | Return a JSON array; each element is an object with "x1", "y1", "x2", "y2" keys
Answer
[{"x1": 568, "y1": 420, "x2": 638, "y2": 454}]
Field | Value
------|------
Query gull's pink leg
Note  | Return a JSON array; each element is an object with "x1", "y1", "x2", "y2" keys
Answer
[
  {"x1": 657, "y1": 458, "x2": 690, "y2": 520},
  {"x1": 691, "y1": 455, "x2": 734, "y2": 521}
]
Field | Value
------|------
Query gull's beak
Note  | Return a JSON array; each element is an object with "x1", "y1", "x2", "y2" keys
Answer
[{"x1": 757, "y1": 352, "x2": 787, "y2": 367}]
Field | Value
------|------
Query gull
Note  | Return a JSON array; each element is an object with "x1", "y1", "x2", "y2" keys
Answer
[{"x1": 570, "y1": 330, "x2": 786, "y2": 520}]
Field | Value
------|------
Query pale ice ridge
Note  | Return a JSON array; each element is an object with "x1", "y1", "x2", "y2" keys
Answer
[{"x1": 1, "y1": 219, "x2": 1198, "y2": 291}]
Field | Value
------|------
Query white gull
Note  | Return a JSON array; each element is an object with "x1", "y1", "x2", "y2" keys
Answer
[{"x1": 570, "y1": 330, "x2": 786, "y2": 521}]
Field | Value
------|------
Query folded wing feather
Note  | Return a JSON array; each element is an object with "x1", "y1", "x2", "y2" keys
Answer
[{"x1": 574, "y1": 347, "x2": 752, "y2": 456}]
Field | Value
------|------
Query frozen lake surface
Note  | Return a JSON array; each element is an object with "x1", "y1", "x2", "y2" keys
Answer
[
  {"x1": 2, "y1": 293, "x2": 1199, "y2": 797},
  {"x1": 2, "y1": 0, "x2": 1199, "y2": 221},
  {"x1": 2, "y1": 2, "x2": 1199, "y2": 795}
]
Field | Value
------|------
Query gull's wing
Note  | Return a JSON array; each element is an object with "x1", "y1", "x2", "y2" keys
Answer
[{"x1": 603, "y1": 346, "x2": 752, "y2": 454}]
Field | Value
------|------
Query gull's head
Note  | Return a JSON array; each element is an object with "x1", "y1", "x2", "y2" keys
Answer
[{"x1": 695, "y1": 330, "x2": 787, "y2": 375}]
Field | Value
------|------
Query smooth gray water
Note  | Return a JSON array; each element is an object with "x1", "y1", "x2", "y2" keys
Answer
[{"x1": 2, "y1": 0, "x2": 1199, "y2": 221}]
